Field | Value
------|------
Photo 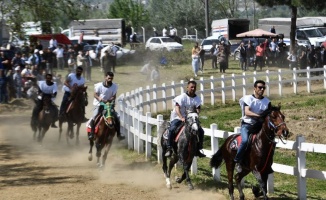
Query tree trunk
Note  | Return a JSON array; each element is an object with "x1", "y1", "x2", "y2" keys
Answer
[{"x1": 290, "y1": 6, "x2": 297, "y2": 51}]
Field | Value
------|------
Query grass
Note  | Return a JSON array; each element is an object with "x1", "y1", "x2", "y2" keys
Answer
[{"x1": 52, "y1": 48, "x2": 326, "y2": 200}]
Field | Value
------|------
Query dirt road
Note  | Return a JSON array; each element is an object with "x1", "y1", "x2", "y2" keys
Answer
[{"x1": 0, "y1": 110, "x2": 225, "y2": 200}]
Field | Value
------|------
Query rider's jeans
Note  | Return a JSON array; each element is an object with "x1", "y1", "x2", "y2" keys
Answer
[
  {"x1": 167, "y1": 119, "x2": 183, "y2": 147},
  {"x1": 234, "y1": 123, "x2": 252, "y2": 163},
  {"x1": 59, "y1": 91, "x2": 71, "y2": 114}
]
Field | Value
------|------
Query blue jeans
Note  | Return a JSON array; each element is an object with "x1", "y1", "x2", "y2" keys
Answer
[
  {"x1": 192, "y1": 57, "x2": 200, "y2": 75},
  {"x1": 16, "y1": 86, "x2": 22, "y2": 98},
  {"x1": 234, "y1": 123, "x2": 252, "y2": 162},
  {"x1": 59, "y1": 91, "x2": 71, "y2": 115}
]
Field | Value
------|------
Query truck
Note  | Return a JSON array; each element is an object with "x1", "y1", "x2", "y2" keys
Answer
[
  {"x1": 211, "y1": 18, "x2": 250, "y2": 40},
  {"x1": 258, "y1": 17, "x2": 326, "y2": 47},
  {"x1": 67, "y1": 18, "x2": 126, "y2": 46}
]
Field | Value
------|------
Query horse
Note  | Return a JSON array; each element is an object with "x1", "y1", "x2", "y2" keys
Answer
[
  {"x1": 158, "y1": 106, "x2": 200, "y2": 190},
  {"x1": 210, "y1": 104, "x2": 289, "y2": 200},
  {"x1": 31, "y1": 94, "x2": 54, "y2": 143},
  {"x1": 87, "y1": 102, "x2": 116, "y2": 169},
  {"x1": 59, "y1": 85, "x2": 87, "y2": 145}
]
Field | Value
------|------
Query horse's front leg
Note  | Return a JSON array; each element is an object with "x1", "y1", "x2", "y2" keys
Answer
[
  {"x1": 101, "y1": 138, "x2": 114, "y2": 169},
  {"x1": 88, "y1": 139, "x2": 94, "y2": 161},
  {"x1": 75, "y1": 123, "x2": 81, "y2": 145},
  {"x1": 58, "y1": 119, "x2": 63, "y2": 142},
  {"x1": 95, "y1": 142, "x2": 102, "y2": 168},
  {"x1": 166, "y1": 155, "x2": 178, "y2": 189},
  {"x1": 183, "y1": 163, "x2": 194, "y2": 190},
  {"x1": 252, "y1": 170, "x2": 269, "y2": 200}
]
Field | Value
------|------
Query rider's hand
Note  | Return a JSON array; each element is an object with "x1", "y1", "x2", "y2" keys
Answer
[{"x1": 180, "y1": 117, "x2": 185, "y2": 122}]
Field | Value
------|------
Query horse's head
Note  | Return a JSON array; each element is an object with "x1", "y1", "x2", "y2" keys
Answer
[
  {"x1": 185, "y1": 107, "x2": 200, "y2": 134},
  {"x1": 42, "y1": 94, "x2": 52, "y2": 113},
  {"x1": 264, "y1": 104, "x2": 289, "y2": 140},
  {"x1": 102, "y1": 101, "x2": 115, "y2": 128},
  {"x1": 70, "y1": 85, "x2": 87, "y2": 99}
]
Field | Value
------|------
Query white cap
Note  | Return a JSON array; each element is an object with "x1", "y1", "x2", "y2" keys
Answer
[
  {"x1": 15, "y1": 66, "x2": 20, "y2": 71},
  {"x1": 34, "y1": 49, "x2": 39, "y2": 53},
  {"x1": 39, "y1": 50, "x2": 43, "y2": 54}
]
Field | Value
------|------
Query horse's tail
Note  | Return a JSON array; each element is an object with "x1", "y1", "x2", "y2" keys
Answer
[
  {"x1": 210, "y1": 148, "x2": 224, "y2": 169},
  {"x1": 157, "y1": 120, "x2": 169, "y2": 147}
]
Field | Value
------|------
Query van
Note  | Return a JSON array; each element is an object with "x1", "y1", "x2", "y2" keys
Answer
[{"x1": 69, "y1": 36, "x2": 102, "y2": 46}]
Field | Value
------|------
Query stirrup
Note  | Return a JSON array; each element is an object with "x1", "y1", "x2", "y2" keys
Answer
[
  {"x1": 235, "y1": 163, "x2": 242, "y2": 173},
  {"x1": 88, "y1": 132, "x2": 95, "y2": 140},
  {"x1": 165, "y1": 148, "x2": 172, "y2": 157}
]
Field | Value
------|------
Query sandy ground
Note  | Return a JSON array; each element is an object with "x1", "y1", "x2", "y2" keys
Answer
[{"x1": 0, "y1": 103, "x2": 225, "y2": 200}]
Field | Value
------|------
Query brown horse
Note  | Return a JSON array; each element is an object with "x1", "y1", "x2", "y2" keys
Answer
[
  {"x1": 31, "y1": 95, "x2": 54, "y2": 143},
  {"x1": 210, "y1": 104, "x2": 289, "y2": 200},
  {"x1": 59, "y1": 85, "x2": 87, "y2": 145},
  {"x1": 88, "y1": 102, "x2": 116, "y2": 169}
]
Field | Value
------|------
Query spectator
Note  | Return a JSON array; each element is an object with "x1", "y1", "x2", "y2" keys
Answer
[
  {"x1": 246, "y1": 42, "x2": 255, "y2": 68},
  {"x1": 49, "y1": 35, "x2": 57, "y2": 51},
  {"x1": 269, "y1": 38, "x2": 278, "y2": 65},
  {"x1": 191, "y1": 44, "x2": 200, "y2": 77},
  {"x1": 0, "y1": 69, "x2": 8, "y2": 103},
  {"x1": 237, "y1": 42, "x2": 247, "y2": 71},
  {"x1": 101, "y1": 51, "x2": 110, "y2": 75},
  {"x1": 287, "y1": 49, "x2": 297, "y2": 69},
  {"x1": 199, "y1": 45, "x2": 206, "y2": 72},
  {"x1": 270, "y1": 26, "x2": 276, "y2": 34},
  {"x1": 150, "y1": 66, "x2": 160, "y2": 84},
  {"x1": 13, "y1": 66, "x2": 23, "y2": 98},
  {"x1": 217, "y1": 49, "x2": 227, "y2": 73},
  {"x1": 125, "y1": 23, "x2": 132, "y2": 43},
  {"x1": 53, "y1": 44, "x2": 64, "y2": 70},
  {"x1": 255, "y1": 43, "x2": 264, "y2": 71},
  {"x1": 162, "y1": 26, "x2": 168, "y2": 37},
  {"x1": 210, "y1": 43, "x2": 218, "y2": 69},
  {"x1": 67, "y1": 54, "x2": 76, "y2": 73},
  {"x1": 108, "y1": 43, "x2": 118, "y2": 73},
  {"x1": 84, "y1": 51, "x2": 92, "y2": 81}
]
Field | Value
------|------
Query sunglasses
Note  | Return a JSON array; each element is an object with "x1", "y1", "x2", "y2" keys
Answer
[{"x1": 257, "y1": 86, "x2": 266, "y2": 90}]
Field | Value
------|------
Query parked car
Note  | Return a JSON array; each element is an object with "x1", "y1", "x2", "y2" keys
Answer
[
  {"x1": 99, "y1": 44, "x2": 135, "y2": 60},
  {"x1": 145, "y1": 37, "x2": 183, "y2": 52},
  {"x1": 200, "y1": 37, "x2": 221, "y2": 57},
  {"x1": 182, "y1": 35, "x2": 198, "y2": 41}
]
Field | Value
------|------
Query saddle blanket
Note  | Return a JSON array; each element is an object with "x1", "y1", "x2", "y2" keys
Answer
[
  {"x1": 85, "y1": 119, "x2": 100, "y2": 135},
  {"x1": 230, "y1": 134, "x2": 256, "y2": 150}
]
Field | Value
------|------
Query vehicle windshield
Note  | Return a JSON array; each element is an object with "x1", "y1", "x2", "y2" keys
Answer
[
  {"x1": 161, "y1": 37, "x2": 176, "y2": 42},
  {"x1": 317, "y1": 27, "x2": 326, "y2": 36},
  {"x1": 202, "y1": 39, "x2": 220, "y2": 45},
  {"x1": 303, "y1": 29, "x2": 323, "y2": 37}
]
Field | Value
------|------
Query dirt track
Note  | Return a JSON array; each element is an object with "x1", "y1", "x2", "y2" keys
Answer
[{"x1": 0, "y1": 108, "x2": 225, "y2": 200}]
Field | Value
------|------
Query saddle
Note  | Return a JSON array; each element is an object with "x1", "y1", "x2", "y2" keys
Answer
[
  {"x1": 162, "y1": 123, "x2": 185, "y2": 142},
  {"x1": 86, "y1": 106, "x2": 115, "y2": 136},
  {"x1": 230, "y1": 133, "x2": 257, "y2": 151}
]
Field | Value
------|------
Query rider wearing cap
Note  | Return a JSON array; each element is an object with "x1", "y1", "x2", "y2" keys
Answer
[
  {"x1": 88, "y1": 71, "x2": 125, "y2": 141},
  {"x1": 234, "y1": 80, "x2": 271, "y2": 173},
  {"x1": 31, "y1": 73, "x2": 59, "y2": 128},
  {"x1": 165, "y1": 80, "x2": 206, "y2": 158}
]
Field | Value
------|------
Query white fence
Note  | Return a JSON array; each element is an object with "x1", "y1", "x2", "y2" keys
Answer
[{"x1": 117, "y1": 67, "x2": 326, "y2": 199}]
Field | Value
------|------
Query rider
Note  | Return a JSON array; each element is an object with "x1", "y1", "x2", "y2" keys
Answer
[
  {"x1": 88, "y1": 71, "x2": 125, "y2": 141},
  {"x1": 59, "y1": 66, "x2": 88, "y2": 122},
  {"x1": 234, "y1": 80, "x2": 271, "y2": 173},
  {"x1": 165, "y1": 80, "x2": 206, "y2": 158},
  {"x1": 31, "y1": 73, "x2": 59, "y2": 128}
]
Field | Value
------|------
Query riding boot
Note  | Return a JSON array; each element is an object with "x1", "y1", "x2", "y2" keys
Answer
[
  {"x1": 195, "y1": 130, "x2": 206, "y2": 158},
  {"x1": 114, "y1": 118, "x2": 125, "y2": 141},
  {"x1": 88, "y1": 119, "x2": 95, "y2": 140}
]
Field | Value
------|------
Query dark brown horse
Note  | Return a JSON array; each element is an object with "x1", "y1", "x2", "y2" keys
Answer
[
  {"x1": 158, "y1": 106, "x2": 200, "y2": 190},
  {"x1": 59, "y1": 85, "x2": 87, "y2": 145},
  {"x1": 210, "y1": 104, "x2": 289, "y2": 200},
  {"x1": 31, "y1": 95, "x2": 54, "y2": 143},
  {"x1": 88, "y1": 102, "x2": 116, "y2": 169}
]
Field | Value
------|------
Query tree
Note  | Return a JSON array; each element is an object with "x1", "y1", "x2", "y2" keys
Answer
[
  {"x1": 107, "y1": 0, "x2": 150, "y2": 31},
  {"x1": 0, "y1": 0, "x2": 91, "y2": 39},
  {"x1": 255, "y1": 0, "x2": 326, "y2": 50}
]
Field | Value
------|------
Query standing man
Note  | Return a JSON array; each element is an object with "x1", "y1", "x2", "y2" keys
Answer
[
  {"x1": 49, "y1": 35, "x2": 57, "y2": 51},
  {"x1": 53, "y1": 45, "x2": 64, "y2": 70},
  {"x1": 234, "y1": 80, "x2": 271, "y2": 173},
  {"x1": 109, "y1": 43, "x2": 118, "y2": 73},
  {"x1": 210, "y1": 43, "x2": 218, "y2": 69},
  {"x1": 31, "y1": 73, "x2": 59, "y2": 128},
  {"x1": 88, "y1": 71, "x2": 125, "y2": 141},
  {"x1": 59, "y1": 66, "x2": 88, "y2": 122},
  {"x1": 237, "y1": 42, "x2": 247, "y2": 71},
  {"x1": 165, "y1": 80, "x2": 206, "y2": 158}
]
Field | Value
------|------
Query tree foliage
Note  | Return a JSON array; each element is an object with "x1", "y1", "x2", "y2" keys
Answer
[
  {"x1": 107, "y1": 0, "x2": 150, "y2": 30},
  {"x1": 1, "y1": 0, "x2": 91, "y2": 35}
]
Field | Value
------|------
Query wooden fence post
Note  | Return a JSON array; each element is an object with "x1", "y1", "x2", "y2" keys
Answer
[
  {"x1": 266, "y1": 70, "x2": 270, "y2": 97},
  {"x1": 157, "y1": 114, "x2": 164, "y2": 164},
  {"x1": 145, "y1": 112, "x2": 152, "y2": 160},
  {"x1": 232, "y1": 74, "x2": 236, "y2": 102},
  {"x1": 278, "y1": 69, "x2": 282, "y2": 96},
  {"x1": 200, "y1": 77, "x2": 204, "y2": 105},
  {"x1": 138, "y1": 109, "x2": 144, "y2": 154},
  {"x1": 162, "y1": 83, "x2": 167, "y2": 111},
  {"x1": 293, "y1": 68, "x2": 297, "y2": 94},
  {"x1": 323, "y1": 65, "x2": 326, "y2": 89},
  {"x1": 146, "y1": 86, "x2": 151, "y2": 112},
  {"x1": 211, "y1": 76, "x2": 215, "y2": 105},
  {"x1": 242, "y1": 72, "x2": 246, "y2": 96},
  {"x1": 306, "y1": 67, "x2": 311, "y2": 93},
  {"x1": 133, "y1": 107, "x2": 139, "y2": 152},
  {"x1": 127, "y1": 105, "x2": 133, "y2": 150},
  {"x1": 211, "y1": 123, "x2": 220, "y2": 181},
  {"x1": 153, "y1": 84, "x2": 157, "y2": 113},
  {"x1": 296, "y1": 135, "x2": 306, "y2": 199},
  {"x1": 221, "y1": 74, "x2": 226, "y2": 104}
]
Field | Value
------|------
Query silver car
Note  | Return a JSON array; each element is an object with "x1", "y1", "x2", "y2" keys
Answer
[{"x1": 145, "y1": 37, "x2": 183, "y2": 52}]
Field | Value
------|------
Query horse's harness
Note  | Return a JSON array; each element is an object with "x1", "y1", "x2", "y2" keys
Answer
[{"x1": 266, "y1": 112, "x2": 287, "y2": 143}]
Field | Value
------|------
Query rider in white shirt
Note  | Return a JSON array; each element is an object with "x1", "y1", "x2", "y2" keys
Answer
[
  {"x1": 59, "y1": 66, "x2": 88, "y2": 122},
  {"x1": 234, "y1": 80, "x2": 271, "y2": 173},
  {"x1": 31, "y1": 73, "x2": 59, "y2": 128},
  {"x1": 165, "y1": 80, "x2": 206, "y2": 158},
  {"x1": 88, "y1": 71, "x2": 125, "y2": 141}
]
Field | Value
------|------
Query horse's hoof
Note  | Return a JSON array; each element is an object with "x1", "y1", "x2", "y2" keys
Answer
[
  {"x1": 175, "y1": 177, "x2": 182, "y2": 184},
  {"x1": 70, "y1": 134, "x2": 74, "y2": 139},
  {"x1": 188, "y1": 184, "x2": 194, "y2": 190},
  {"x1": 88, "y1": 155, "x2": 93, "y2": 161},
  {"x1": 166, "y1": 183, "x2": 172, "y2": 189}
]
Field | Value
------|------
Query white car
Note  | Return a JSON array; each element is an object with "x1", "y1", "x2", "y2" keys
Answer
[
  {"x1": 98, "y1": 44, "x2": 135, "y2": 60},
  {"x1": 145, "y1": 37, "x2": 183, "y2": 52}
]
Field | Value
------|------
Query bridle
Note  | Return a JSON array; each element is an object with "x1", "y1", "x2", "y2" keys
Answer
[
  {"x1": 185, "y1": 112, "x2": 199, "y2": 136},
  {"x1": 266, "y1": 111, "x2": 288, "y2": 144}
]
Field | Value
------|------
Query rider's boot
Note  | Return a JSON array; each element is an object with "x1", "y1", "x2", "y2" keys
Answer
[
  {"x1": 88, "y1": 119, "x2": 95, "y2": 140},
  {"x1": 115, "y1": 118, "x2": 125, "y2": 141},
  {"x1": 195, "y1": 131, "x2": 206, "y2": 158},
  {"x1": 235, "y1": 162, "x2": 242, "y2": 173}
]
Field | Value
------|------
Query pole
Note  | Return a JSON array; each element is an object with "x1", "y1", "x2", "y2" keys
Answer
[
  {"x1": 185, "y1": 28, "x2": 188, "y2": 37},
  {"x1": 194, "y1": 29, "x2": 198, "y2": 41},
  {"x1": 205, "y1": 0, "x2": 209, "y2": 37},
  {"x1": 141, "y1": 27, "x2": 145, "y2": 43}
]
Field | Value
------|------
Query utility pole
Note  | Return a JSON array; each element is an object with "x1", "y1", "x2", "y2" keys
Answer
[{"x1": 205, "y1": 0, "x2": 209, "y2": 37}]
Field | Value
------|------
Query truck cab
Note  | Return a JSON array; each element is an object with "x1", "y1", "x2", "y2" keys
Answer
[{"x1": 296, "y1": 28, "x2": 326, "y2": 47}]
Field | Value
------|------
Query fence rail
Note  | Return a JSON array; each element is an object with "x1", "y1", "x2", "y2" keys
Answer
[{"x1": 117, "y1": 66, "x2": 326, "y2": 199}]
